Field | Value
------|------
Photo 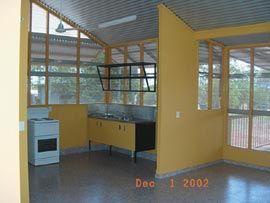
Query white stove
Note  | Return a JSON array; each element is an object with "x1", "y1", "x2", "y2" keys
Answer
[{"x1": 28, "y1": 108, "x2": 60, "y2": 166}]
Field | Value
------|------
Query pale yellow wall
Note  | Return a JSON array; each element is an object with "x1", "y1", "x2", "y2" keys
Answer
[
  {"x1": 156, "y1": 5, "x2": 223, "y2": 175},
  {"x1": 49, "y1": 105, "x2": 88, "y2": 149},
  {"x1": 0, "y1": 0, "x2": 28, "y2": 202}
]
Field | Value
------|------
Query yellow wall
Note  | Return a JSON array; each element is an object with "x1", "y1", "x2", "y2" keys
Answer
[
  {"x1": 0, "y1": 0, "x2": 29, "y2": 202},
  {"x1": 49, "y1": 105, "x2": 88, "y2": 149},
  {"x1": 19, "y1": 0, "x2": 30, "y2": 202},
  {"x1": 156, "y1": 5, "x2": 223, "y2": 175},
  {"x1": 223, "y1": 146, "x2": 270, "y2": 167}
]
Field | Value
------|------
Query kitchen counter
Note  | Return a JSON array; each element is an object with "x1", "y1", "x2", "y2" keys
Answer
[
  {"x1": 88, "y1": 114, "x2": 155, "y2": 124},
  {"x1": 88, "y1": 114, "x2": 156, "y2": 162}
]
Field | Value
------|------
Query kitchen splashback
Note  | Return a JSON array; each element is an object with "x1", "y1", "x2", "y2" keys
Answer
[{"x1": 88, "y1": 103, "x2": 156, "y2": 121}]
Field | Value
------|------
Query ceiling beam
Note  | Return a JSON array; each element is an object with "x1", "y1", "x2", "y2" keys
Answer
[
  {"x1": 32, "y1": 0, "x2": 108, "y2": 47},
  {"x1": 110, "y1": 38, "x2": 157, "y2": 48},
  {"x1": 227, "y1": 42, "x2": 270, "y2": 50},
  {"x1": 195, "y1": 22, "x2": 270, "y2": 40}
]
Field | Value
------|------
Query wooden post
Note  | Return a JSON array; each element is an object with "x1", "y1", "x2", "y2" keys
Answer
[
  {"x1": 104, "y1": 47, "x2": 112, "y2": 103},
  {"x1": 124, "y1": 46, "x2": 128, "y2": 104},
  {"x1": 76, "y1": 31, "x2": 80, "y2": 104},
  {"x1": 45, "y1": 11, "x2": 49, "y2": 105},
  {"x1": 140, "y1": 43, "x2": 144, "y2": 106},
  {"x1": 248, "y1": 48, "x2": 255, "y2": 149},
  {"x1": 27, "y1": 2, "x2": 32, "y2": 106},
  {"x1": 222, "y1": 48, "x2": 230, "y2": 146}
]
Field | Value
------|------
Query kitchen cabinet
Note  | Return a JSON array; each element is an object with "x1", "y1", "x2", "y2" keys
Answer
[{"x1": 87, "y1": 117, "x2": 155, "y2": 162}]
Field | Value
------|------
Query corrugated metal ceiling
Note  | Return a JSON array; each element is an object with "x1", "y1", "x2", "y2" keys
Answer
[
  {"x1": 38, "y1": 0, "x2": 160, "y2": 45},
  {"x1": 163, "y1": 0, "x2": 270, "y2": 31},
  {"x1": 38, "y1": 0, "x2": 270, "y2": 45}
]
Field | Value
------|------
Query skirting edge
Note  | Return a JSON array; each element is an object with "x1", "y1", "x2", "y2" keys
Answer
[
  {"x1": 60, "y1": 145, "x2": 156, "y2": 161},
  {"x1": 223, "y1": 159, "x2": 270, "y2": 172},
  {"x1": 155, "y1": 159, "x2": 270, "y2": 179},
  {"x1": 60, "y1": 144, "x2": 106, "y2": 155},
  {"x1": 155, "y1": 160, "x2": 223, "y2": 179}
]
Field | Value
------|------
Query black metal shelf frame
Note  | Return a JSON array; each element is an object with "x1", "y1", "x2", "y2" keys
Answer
[{"x1": 97, "y1": 62, "x2": 157, "y2": 92}]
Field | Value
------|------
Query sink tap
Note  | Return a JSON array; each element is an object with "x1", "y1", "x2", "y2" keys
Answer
[{"x1": 120, "y1": 112, "x2": 129, "y2": 121}]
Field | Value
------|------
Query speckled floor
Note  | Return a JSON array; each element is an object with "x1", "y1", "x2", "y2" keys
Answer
[{"x1": 29, "y1": 151, "x2": 270, "y2": 203}]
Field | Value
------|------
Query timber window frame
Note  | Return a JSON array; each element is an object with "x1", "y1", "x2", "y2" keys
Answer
[{"x1": 227, "y1": 46, "x2": 270, "y2": 152}]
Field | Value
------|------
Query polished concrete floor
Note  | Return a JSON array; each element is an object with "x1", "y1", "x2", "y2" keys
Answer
[{"x1": 29, "y1": 151, "x2": 270, "y2": 203}]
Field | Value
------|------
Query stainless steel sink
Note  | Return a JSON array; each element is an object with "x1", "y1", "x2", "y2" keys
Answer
[{"x1": 89, "y1": 112, "x2": 133, "y2": 122}]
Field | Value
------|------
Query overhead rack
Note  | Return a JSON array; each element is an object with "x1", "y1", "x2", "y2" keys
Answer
[{"x1": 97, "y1": 62, "x2": 157, "y2": 92}]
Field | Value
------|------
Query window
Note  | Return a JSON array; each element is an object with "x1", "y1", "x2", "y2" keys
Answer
[
  {"x1": 29, "y1": 2, "x2": 156, "y2": 107},
  {"x1": 228, "y1": 49, "x2": 250, "y2": 149},
  {"x1": 144, "y1": 42, "x2": 157, "y2": 106},
  {"x1": 48, "y1": 14, "x2": 77, "y2": 104},
  {"x1": 29, "y1": 2, "x2": 105, "y2": 105},
  {"x1": 111, "y1": 48, "x2": 125, "y2": 104},
  {"x1": 80, "y1": 33, "x2": 104, "y2": 103},
  {"x1": 228, "y1": 47, "x2": 270, "y2": 152},
  {"x1": 198, "y1": 41, "x2": 209, "y2": 110},
  {"x1": 127, "y1": 45, "x2": 140, "y2": 105},
  {"x1": 109, "y1": 42, "x2": 158, "y2": 106},
  {"x1": 30, "y1": 4, "x2": 46, "y2": 104},
  {"x1": 198, "y1": 41, "x2": 223, "y2": 110},
  {"x1": 212, "y1": 46, "x2": 222, "y2": 109}
]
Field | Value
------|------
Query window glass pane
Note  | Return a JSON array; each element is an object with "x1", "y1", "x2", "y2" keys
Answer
[
  {"x1": 111, "y1": 48, "x2": 124, "y2": 104},
  {"x1": 48, "y1": 16, "x2": 77, "y2": 73},
  {"x1": 144, "y1": 42, "x2": 157, "y2": 106},
  {"x1": 48, "y1": 14, "x2": 77, "y2": 104},
  {"x1": 31, "y1": 33, "x2": 46, "y2": 72},
  {"x1": 228, "y1": 113, "x2": 249, "y2": 149},
  {"x1": 30, "y1": 76, "x2": 45, "y2": 105},
  {"x1": 252, "y1": 115, "x2": 270, "y2": 151},
  {"x1": 32, "y1": 4, "x2": 46, "y2": 33},
  {"x1": 198, "y1": 41, "x2": 209, "y2": 110},
  {"x1": 212, "y1": 46, "x2": 222, "y2": 109},
  {"x1": 228, "y1": 49, "x2": 250, "y2": 149},
  {"x1": 49, "y1": 77, "x2": 76, "y2": 104},
  {"x1": 127, "y1": 45, "x2": 140, "y2": 105},
  {"x1": 229, "y1": 49, "x2": 250, "y2": 110},
  {"x1": 80, "y1": 33, "x2": 104, "y2": 104},
  {"x1": 49, "y1": 14, "x2": 77, "y2": 37}
]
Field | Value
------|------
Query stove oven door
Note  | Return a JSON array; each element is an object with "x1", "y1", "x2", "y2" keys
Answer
[{"x1": 35, "y1": 135, "x2": 59, "y2": 159}]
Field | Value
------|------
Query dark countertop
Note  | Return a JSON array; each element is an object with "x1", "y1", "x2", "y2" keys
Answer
[{"x1": 88, "y1": 114, "x2": 155, "y2": 124}]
